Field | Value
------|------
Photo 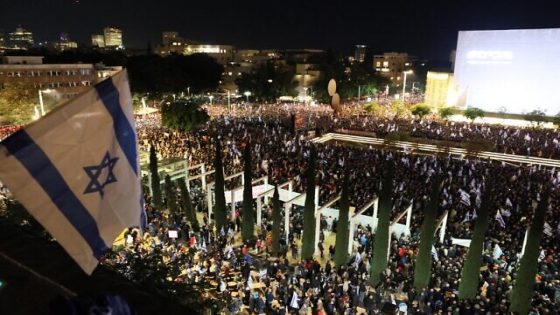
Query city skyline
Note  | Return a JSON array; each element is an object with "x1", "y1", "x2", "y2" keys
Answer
[{"x1": 1, "y1": 0, "x2": 560, "y2": 61}]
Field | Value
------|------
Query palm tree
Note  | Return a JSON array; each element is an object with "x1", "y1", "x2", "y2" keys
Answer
[
  {"x1": 271, "y1": 186, "x2": 282, "y2": 256},
  {"x1": 459, "y1": 179, "x2": 492, "y2": 300},
  {"x1": 370, "y1": 158, "x2": 395, "y2": 285},
  {"x1": 149, "y1": 145, "x2": 163, "y2": 209},
  {"x1": 301, "y1": 146, "x2": 317, "y2": 260},
  {"x1": 413, "y1": 176, "x2": 442, "y2": 290},
  {"x1": 510, "y1": 186, "x2": 551, "y2": 315},
  {"x1": 213, "y1": 137, "x2": 227, "y2": 232},
  {"x1": 241, "y1": 143, "x2": 255, "y2": 243},
  {"x1": 334, "y1": 172, "x2": 350, "y2": 267}
]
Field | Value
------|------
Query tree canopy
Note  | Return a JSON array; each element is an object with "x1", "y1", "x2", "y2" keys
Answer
[
  {"x1": 235, "y1": 61, "x2": 297, "y2": 102},
  {"x1": 161, "y1": 98, "x2": 209, "y2": 132}
]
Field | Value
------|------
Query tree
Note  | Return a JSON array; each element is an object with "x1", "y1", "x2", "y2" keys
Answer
[
  {"x1": 439, "y1": 107, "x2": 453, "y2": 120},
  {"x1": 213, "y1": 138, "x2": 228, "y2": 233},
  {"x1": 301, "y1": 146, "x2": 318, "y2": 260},
  {"x1": 271, "y1": 186, "x2": 282, "y2": 256},
  {"x1": 178, "y1": 178, "x2": 199, "y2": 232},
  {"x1": 524, "y1": 109, "x2": 547, "y2": 127},
  {"x1": 370, "y1": 159, "x2": 395, "y2": 285},
  {"x1": 554, "y1": 112, "x2": 560, "y2": 126},
  {"x1": 0, "y1": 82, "x2": 42, "y2": 124},
  {"x1": 463, "y1": 107, "x2": 485, "y2": 122},
  {"x1": 459, "y1": 180, "x2": 493, "y2": 300},
  {"x1": 235, "y1": 61, "x2": 297, "y2": 102},
  {"x1": 390, "y1": 100, "x2": 409, "y2": 118},
  {"x1": 411, "y1": 104, "x2": 432, "y2": 118},
  {"x1": 510, "y1": 187, "x2": 551, "y2": 315},
  {"x1": 364, "y1": 102, "x2": 382, "y2": 116},
  {"x1": 164, "y1": 175, "x2": 178, "y2": 215},
  {"x1": 161, "y1": 98, "x2": 209, "y2": 132},
  {"x1": 334, "y1": 172, "x2": 350, "y2": 267},
  {"x1": 241, "y1": 143, "x2": 255, "y2": 243},
  {"x1": 149, "y1": 146, "x2": 163, "y2": 209},
  {"x1": 413, "y1": 177, "x2": 442, "y2": 290}
]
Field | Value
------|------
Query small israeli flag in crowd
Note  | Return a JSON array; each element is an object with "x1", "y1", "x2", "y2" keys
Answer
[{"x1": 0, "y1": 71, "x2": 145, "y2": 274}]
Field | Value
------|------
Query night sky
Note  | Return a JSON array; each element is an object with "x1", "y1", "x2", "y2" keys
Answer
[{"x1": 1, "y1": 0, "x2": 559, "y2": 61}]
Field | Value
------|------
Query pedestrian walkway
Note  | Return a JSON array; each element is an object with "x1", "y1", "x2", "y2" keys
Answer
[{"x1": 312, "y1": 133, "x2": 560, "y2": 168}]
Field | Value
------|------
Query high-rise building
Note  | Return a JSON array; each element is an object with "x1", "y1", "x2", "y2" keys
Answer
[
  {"x1": 54, "y1": 32, "x2": 78, "y2": 52},
  {"x1": 373, "y1": 52, "x2": 416, "y2": 83},
  {"x1": 354, "y1": 45, "x2": 366, "y2": 63},
  {"x1": 8, "y1": 26, "x2": 34, "y2": 50},
  {"x1": 0, "y1": 31, "x2": 5, "y2": 51},
  {"x1": 162, "y1": 31, "x2": 181, "y2": 46},
  {"x1": 103, "y1": 27, "x2": 123, "y2": 48},
  {"x1": 91, "y1": 34, "x2": 105, "y2": 48}
]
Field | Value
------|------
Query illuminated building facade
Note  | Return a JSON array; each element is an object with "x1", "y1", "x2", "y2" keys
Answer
[
  {"x1": 373, "y1": 52, "x2": 414, "y2": 82},
  {"x1": 0, "y1": 56, "x2": 119, "y2": 100},
  {"x1": 91, "y1": 34, "x2": 105, "y2": 48},
  {"x1": 54, "y1": 32, "x2": 78, "y2": 52},
  {"x1": 425, "y1": 71, "x2": 459, "y2": 109},
  {"x1": 8, "y1": 27, "x2": 34, "y2": 50},
  {"x1": 354, "y1": 45, "x2": 366, "y2": 63},
  {"x1": 103, "y1": 27, "x2": 123, "y2": 48}
]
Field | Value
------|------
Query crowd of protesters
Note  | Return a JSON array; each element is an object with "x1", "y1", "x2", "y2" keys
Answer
[{"x1": 100, "y1": 104, "x2": 560, "y2": 315}]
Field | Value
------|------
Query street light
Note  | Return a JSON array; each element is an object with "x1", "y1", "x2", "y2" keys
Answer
[
  {"x1": 402, "y1": 70, "x2": 413, "y2": 104},
  {"x1": 187, "y1": 86, "x2": 190, "y2": 96},
  {"x1": 208, "y1": 95, "x2": 214, "y2": 105},
  {"x1": 244, "y1": 91, "x2": 251, "y2": 103}
]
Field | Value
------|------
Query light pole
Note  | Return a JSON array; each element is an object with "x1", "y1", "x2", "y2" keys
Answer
[
  {"x1": 209, "y1": 95, "x2": 214, "y2": 105},
  {"x1": 187, "y1": 86, "x2": 190, "y2": 96},
  {"x1": 244, "y1": 91, "x2": 251, "y2": 103},
  {"x1": 402, "y1": 70, "x2": 413, "y2": 104},
  {"x1": 226, "y1": 90, "x2": 231, "y2": 110}
]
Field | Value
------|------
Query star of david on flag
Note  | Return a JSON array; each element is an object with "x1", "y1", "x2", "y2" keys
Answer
[
  {"x1": 0, "y1": 70, "x2": 145, "y2": 274},
  {"x1": 83, "y1": 152, "x2": 119, "y2": 197}
]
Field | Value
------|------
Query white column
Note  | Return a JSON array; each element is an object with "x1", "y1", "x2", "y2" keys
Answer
[
  {"x1": 387, "y1": 225, "x2": 392, "y2": 262},
  {"x1": 520, "y1": 228, "x2": 529, "y2": 257},
  {"x1": 284, "y1": 203, "x2": 290, "y2": 241},
  {"x1": 241, "y1": 173, "x2": 245, "y2": 185},
  {"x1": 373, "y1": 198, "x2": 379, "y2": 230},
  {"x1": 230, "y1": 189, "x2": 236, "y2": 222},
  {"x1": 314, "y1": 186, "x2": 320, "y2": 255},
  {"x1": 257, "y1": 197, "x2": 262, "y2": 226},
  {"x1": 439, "y1": 212, "x2": 448, "y2": 244},
  {"x1": 405, "y1": 203, "x2": 413, "y2": 237},
  {"x1": 207, "y1": 184, "x2": 213, "y2": 219},
  {"x1": 146, "y1": 171, "x2": 153, "y2": 196},
  {"x1": 348, "y1": 207, "x2": 356, "y2": 254},
  {"x1": 201, "y1": 164, "x2": 207, "y2": 190},
  {"x1": 288, "y1": 181, "x2": 293, "y2": 194}
]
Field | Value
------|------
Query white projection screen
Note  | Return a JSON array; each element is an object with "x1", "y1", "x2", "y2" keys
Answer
[{"x1": 454, "y1": 29, "x2": 560, "y2": 114}]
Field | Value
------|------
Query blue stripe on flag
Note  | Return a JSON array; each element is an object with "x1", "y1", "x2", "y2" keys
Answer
[
  {"x1": 95, "y1": 78, "x2": 138, "y2": 175},
  {"x1": 2, "y1": 130, "x2": 109, "y2": 259}
]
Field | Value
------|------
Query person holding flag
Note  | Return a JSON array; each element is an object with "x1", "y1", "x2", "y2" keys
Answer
[{"x1": 0, "y1": 70, "x2": 145, "y2": 275}]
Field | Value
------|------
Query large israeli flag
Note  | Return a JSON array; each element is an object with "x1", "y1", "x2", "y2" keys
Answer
[{"x1": 0, "y1": 70, "x2": 145, "y2": 274}]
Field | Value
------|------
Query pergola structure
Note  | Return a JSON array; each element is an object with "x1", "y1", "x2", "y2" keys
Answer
[{"x1": 143, "y1": 161, "x2": 209, "y2": 196}]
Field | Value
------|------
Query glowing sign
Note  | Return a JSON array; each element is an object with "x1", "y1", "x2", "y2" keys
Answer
[{"x1": 466, "y1": 50, "x2": 513, "y2": 64}]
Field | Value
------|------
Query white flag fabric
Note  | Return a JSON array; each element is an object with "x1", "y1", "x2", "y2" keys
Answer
[
  {"x1": 290, "y1": 291, "x2": 300, "y2": 309},
  {"x1": 495, "y1": 210, "x2": 506, "y2": 228},
  {"x1": 0, "y1": 71, "x2": 145, "y2": 274},
  {"x1": 493, "y1": 244, "x2": 504, "y2": 260},
  {"x1": 451, "y1": 237, "x2": 472, "y2": 248}
]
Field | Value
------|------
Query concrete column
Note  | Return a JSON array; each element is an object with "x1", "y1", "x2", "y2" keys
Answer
[
  {"x1": 348, "y1": 207, "x2": 356, "y2": 254},
  {"x1": 284, "y1": 203, "x2": 290, "y2": 241},
  {"x1": 147, "y1": 171, "x2": 153, "y2": 196},
  {"x1": 373, "y1": 198, "x2": 379, "y2": 230},
  {"x1": 201, "y1": 164, "x2": 207, "y2": 190},
  {"x1": 207, "y1": 184, "x2": 213, "y2": 219},
  {"x1": 520, "y1": 228, "x2": 529, "y2": 257},
  {"x1": 257, "y1": 197, "x2": 262, "y2": 226},
  {"x1": 439, "y1": 211, "x2": 448, "y2": 243},
  {"x1": 405, "y1": 203, "x2": 413, "y2": 237},
  {"x1": 230, "y1": 189, "x2": 236, "y2": 222},
  {"x1": 314, "y1": 186, "x2": 320, "y2": 255}
]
